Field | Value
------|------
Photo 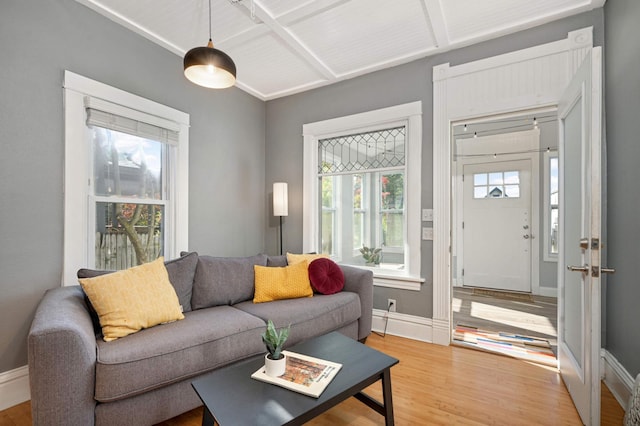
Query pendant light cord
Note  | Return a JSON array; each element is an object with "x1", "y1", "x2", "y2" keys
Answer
[{"x1": 208, "y1": 0, "x2": 212, "y2": 42}]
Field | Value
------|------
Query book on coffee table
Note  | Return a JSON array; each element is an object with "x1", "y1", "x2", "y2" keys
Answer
[{"x1": 251, "y1": 350, "x2": 342, "y2": 398}]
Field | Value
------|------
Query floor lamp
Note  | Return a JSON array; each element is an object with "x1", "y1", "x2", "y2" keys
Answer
[{"x1": 273, "y1": 182, "x2": 288, "y2": 255}]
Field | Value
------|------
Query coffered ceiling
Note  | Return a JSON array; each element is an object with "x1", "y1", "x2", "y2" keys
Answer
[{"x1": 74, "y1": 0, "x2": 605, "y2": 100}]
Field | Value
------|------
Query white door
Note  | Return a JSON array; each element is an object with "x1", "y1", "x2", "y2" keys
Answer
[
  {"x1": 462, "y1": 160, "x2": 532, "y2": 292},
  {"x1": 557, "y1": 47, "x2": 603, "y2": 425}
]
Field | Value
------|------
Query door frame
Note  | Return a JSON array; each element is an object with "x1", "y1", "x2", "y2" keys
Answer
[
  {"x1": 453, "y1": 129, "x2": 540, "y2": 294},
  {"x1": 431, "y1": 26, "x2": 594, "y2": 346}
]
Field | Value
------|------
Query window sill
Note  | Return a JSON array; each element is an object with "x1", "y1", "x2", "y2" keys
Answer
[{"x1": 368, "y1": 268, "x2": 424, "y2": 291}]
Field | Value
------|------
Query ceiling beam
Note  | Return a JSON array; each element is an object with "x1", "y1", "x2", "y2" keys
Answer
[
  {"x1": 233, "y1": 0, "x2": 336, "y2": 79},
  {"x1": 422, "y1": 0, "x2": 449, "y2": 49}
]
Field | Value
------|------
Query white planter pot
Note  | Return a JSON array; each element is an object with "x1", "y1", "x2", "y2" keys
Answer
[{"x1": 264, "y1": 353, "x2": 287, "y2": 377}]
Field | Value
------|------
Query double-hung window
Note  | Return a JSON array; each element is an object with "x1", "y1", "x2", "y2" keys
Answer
[
  {"x1": 303, "y1": 102, "x2": 422, "y2": 289},
  {"x1": 63, "y1": 71, "x2": 189, "y2": 285}
]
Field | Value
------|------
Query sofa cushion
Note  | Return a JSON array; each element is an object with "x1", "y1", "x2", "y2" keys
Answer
[
  {"x1": 79, "y1": 257, "x2": 184, "y2": 342},
  {"x1": 162, "y1": 252, "x2": 198, "y2": 312},
  {"x1": 266, "y1": 255, "x2": 287, "y2": 267},
  {"x1": 286, "y1": 252, "x2": 328, "y2": 265},
  {"x1": 308, "y1": 258, "x2": 345, "y2": 295},
  {"x1": 235, "y1": 291, "x2": 361, "y2": 347},
  {"x1": 191, "y1": 254, "x2": 268, "y2": 309},
  {"x1": 253, "y1": 261, "x2": 313, "y2": 303},
  {"x1": 94, "y1": 306, "x2": 266, "y2": 402},
  {"x1": 77, "y1": 251, "x2": 198, "y2": 314}
]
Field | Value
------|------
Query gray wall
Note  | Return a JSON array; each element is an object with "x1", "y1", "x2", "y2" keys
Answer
[
  {"x1": 604, "y1": 0, "x2": 640, "y2": 377},
  {"x1": 0, "y1": 0, "x2": 266, "y2": 373},
  {"x1": 265, "y1": 10, "x2": 604, "y2": 316}
]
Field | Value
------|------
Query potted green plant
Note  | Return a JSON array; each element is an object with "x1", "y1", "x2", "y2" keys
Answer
[
  {"x1": 262, "y1": 319, "x2": 290, "y2": 377},
  {"x1": 360, "y1": 246, "x2": 382, "y2": 266}
]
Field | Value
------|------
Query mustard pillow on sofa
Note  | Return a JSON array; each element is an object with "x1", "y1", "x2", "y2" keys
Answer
[
  {"x1": 253, "y1": 261, "x2": 314, "y2": 303},
  {"x1": 79, "y1": 257, "x2": 184, "y2": 342},
  {"x1": 286, "y1": 252, "x2": 329, "y2": 265}
]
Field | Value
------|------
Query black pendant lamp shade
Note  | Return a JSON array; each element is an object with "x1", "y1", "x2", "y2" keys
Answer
[
  {"x1": 183, "y1": 0, "x2": 236, "y2": 89},
  {"x1": 184, "y1": 39, "x2": 236, "y2": 89}
]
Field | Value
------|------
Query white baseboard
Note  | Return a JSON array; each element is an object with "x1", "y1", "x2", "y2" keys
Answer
[
  {"x1": 602, "y1": 348, "x2": 634, "y2": 411},
  {"x1": 372, "y1": 309, "x2": 432, "y2": 342},
  {"x1": 0, "y1": 365, "x2": 30, "y2": 411}
]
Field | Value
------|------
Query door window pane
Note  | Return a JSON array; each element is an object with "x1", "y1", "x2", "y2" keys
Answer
[{"x1": 473, "y1": 171, "x2": 520, "y2": 199}]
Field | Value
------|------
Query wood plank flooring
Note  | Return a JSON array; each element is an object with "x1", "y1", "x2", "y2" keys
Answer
[
  {"x1": 453, "y1": 287, "x2": 558, "y2": 348},
  {"x1": 0, "y1": 333, "x2": 624, "y2": 425}
]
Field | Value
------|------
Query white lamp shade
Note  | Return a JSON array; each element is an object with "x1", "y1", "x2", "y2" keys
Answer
[{"x1": 273, "y1": 182, "x2": 288, "y2": 216}]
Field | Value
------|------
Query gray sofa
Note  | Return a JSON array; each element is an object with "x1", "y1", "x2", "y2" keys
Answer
[{"x1": 28, "y1": 253, "x2": 373, "y2": 426}]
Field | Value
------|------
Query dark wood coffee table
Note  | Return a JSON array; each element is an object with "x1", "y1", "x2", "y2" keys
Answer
[{"x1": 191, "y1": 331, "x2": 399, "y2": 425}]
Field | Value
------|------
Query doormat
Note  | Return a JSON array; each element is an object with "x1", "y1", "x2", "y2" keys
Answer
[
  {"x1": 453, "y1": 325, "x2": 557, "y2": 367},
  {"x1": 472, "y1": 288, "x2": 535, "y2": 302}
]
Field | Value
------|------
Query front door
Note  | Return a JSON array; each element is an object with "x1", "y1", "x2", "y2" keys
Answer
[
  {"x1": 557, "y1": 47, "x2": 603, "y2": 425},
  {"x1": 462, "y1": 159, "x2": 532, "y2": 292}
]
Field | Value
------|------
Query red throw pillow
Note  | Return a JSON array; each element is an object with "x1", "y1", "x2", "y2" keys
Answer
[{"x1": 308, "y1": 258, "x2": 344, "y2": 295}]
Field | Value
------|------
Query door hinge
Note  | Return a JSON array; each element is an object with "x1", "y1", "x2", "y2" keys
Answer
[
  {"x1": 462, "y1": 268, "x2": 465, "y2": 276},
  {"x1": 462, "y1": 221, "x2": 464, "y2": 229}
]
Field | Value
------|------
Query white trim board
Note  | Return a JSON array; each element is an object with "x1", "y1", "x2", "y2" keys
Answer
[
  {"x1": 0, "y1": 365, "x2": 30, "y2": 411},
  {"x1": 371, "y1": 309, "x2": 432, "y2": 343},
  {"x1": 602, "y1": 348, "x2": 635, "y2": 411}
]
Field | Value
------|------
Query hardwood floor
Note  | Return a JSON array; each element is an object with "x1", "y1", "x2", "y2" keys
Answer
[
  {"x1": 453, "y1": 287, "x2": 558, "y2": 348},
  {"x1": 1, "y1": 334, "x2": 624, "y2": 425}
]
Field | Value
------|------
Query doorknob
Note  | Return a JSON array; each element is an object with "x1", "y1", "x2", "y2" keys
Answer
[
  {"x1": 601, "y1": 267, "x2": 616, "y2": 274},
  {"x1": 567, "y1": 265, "x2": 589, "y2": 273}
]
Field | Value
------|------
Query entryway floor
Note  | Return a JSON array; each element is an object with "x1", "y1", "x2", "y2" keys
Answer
[{"x1": 452, "y1": 287, "x2": 558, "y2": 350}]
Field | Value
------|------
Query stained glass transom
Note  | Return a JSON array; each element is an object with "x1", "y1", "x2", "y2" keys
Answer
[{"x1": 318, "y1": 126, "x2": 405, "y2": 174}]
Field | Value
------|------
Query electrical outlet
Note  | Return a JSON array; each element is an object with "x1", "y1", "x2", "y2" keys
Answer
[
  {"x1": 387, "y1": 298, "x2": 396, "y2": 312},
  {"x1": 422, "y1": 227, "x2": 434, "y2": 240}
]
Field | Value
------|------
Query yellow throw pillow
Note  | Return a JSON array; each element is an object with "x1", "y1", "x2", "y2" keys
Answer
[
  {"x1": 79, "y1": 257, "x2": 184, "y2": 342},
  {"x1": 286, "y1": 252, "x2": 329, "y2": 266},
  {"x1": 253, "y1": 261, "x2": 314, "y2": 303}
]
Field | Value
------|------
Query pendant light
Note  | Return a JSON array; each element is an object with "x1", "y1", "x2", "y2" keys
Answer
[{"x1": 183, "y1": 0, "x2": 236, "y2": 89}]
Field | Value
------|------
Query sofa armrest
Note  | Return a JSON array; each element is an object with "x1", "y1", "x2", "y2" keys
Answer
[
  {"x1": 28, "y1": 286, "x2": 97, "y2": 426},
  {"x1": 339, "y1": 265, "x2": 373, "y2": 341}
]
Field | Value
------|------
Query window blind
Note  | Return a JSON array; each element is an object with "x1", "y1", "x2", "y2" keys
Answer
[{"x1": 85, "y1": 98, "x2": 180, "y2": 146}]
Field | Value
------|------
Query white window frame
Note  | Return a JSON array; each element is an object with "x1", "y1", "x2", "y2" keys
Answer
[
  {"x1": 62, "y1": 71, "x2": 190, "y2": 286},
  {"x1": 303, "y1": 102, "x2": 423, "y2": 290},
  {"x1": 543, "y1": 150, "x2": 559, "y2": 262}
]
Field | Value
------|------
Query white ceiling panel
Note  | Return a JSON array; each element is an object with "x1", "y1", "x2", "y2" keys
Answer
[
  {"x1": 72, "y1": 0, "x2": 606, "y2": 100},
  {"x1": 231, "y1": 32, "x2": 328, "y2": 98},
  {"x1": 441, "y1": 0, "x2": 600, "y2": 43},
  {"x1": 259, "y1": 0, "x2": 317, "y2": 19},
  {"x1": 289, "y1": 0, "x2": 435, "y2": 75}
]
